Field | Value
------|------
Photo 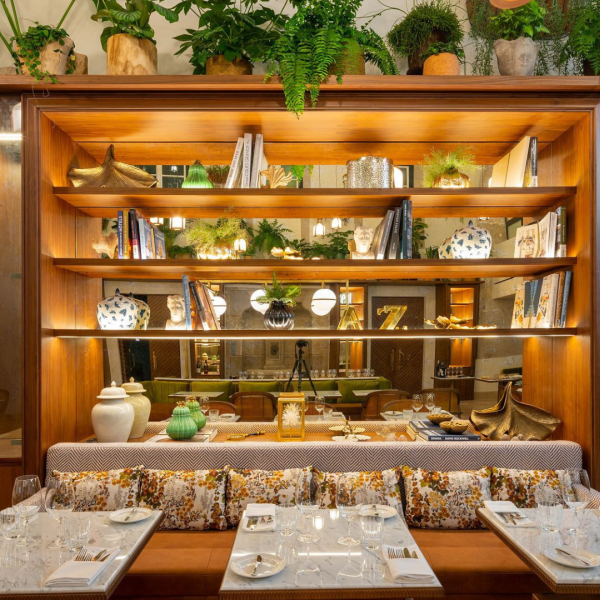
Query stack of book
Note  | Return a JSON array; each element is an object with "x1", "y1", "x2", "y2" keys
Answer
[
  {"x1": 491, "y1": 136, "x2": 538, "y2": 188},
  {"x1": 225, "y1": 133, "x2": 268, "y2": 189},
  {"x1": 117, "y1": 209, "x2": 166, "y2": 260},
  {"x1": 511, "y1": 270, "x2": 571, "y2": 329},
  {"x1": 181, "y1": 275, "x2": 221, "y2": 331},
  {"x1": 372, "y1": 200, "x2": 413, "y2": 260},
  {"x1": 406, "y1": 419, "x2": 481, "y2": 442},
  {"x1": 513, "y1": 207, "x2": 567, "y2": 259}
]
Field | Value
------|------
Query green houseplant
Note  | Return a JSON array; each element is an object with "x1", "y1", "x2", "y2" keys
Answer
[
  {"x1": 173, "y1": 0, "x2": 288, "y2": 75},
  {"x1": 256, "y1": 273, "x2": 301, "y2": 330},
  {"x1": 387, "y1": 0, "x2": 463, "y2": 75},
  {"x1": 412, "y1": 219, "x2": 429, "y2": 258},
  {"x1": 247, "y1": 219, "x2": 292, "y2": 257},
  {"x1": 91, "y1": 0, "x2": 178, "y2": 75},
  {"x1": 562, "y1": 0, "x2": 600, "y2": 75},
  {"x1": 185, "y1": 216, "x2": 247, "y2": 258},
  {"x1": 265, "y1": 0, "x2": 398, "y2": 116},
  {"x1": 0, "y1": 0, "x2": 79, "y2": 81},
  {"x1": 423, "y1": 146, "x2": 476, "y2": 188},
  {"x1": 421, "y1": 40, "x2": 464, "y2": 75}
]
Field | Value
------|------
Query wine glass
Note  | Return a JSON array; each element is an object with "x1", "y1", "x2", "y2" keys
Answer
[
  {"x1": 425, "y1": 393, "x2": 436, "y2": 413},
  {"x1": 560, "y1": 469, "x2": 591, "y2": 536},
  {"x1": 12, "y1": 474, "x2": 41, "y2": 547},
  {"x1": 200, "y1": 396, "x2": 210, "y2": 416},
  {"x1": 314, "y1": 398, "x2": 325, "y2": 421},
  {"x1": 336, "y1": 476, "x2": 362, "y2": 547},
  {"x1": 45, "y1": 479, "x2": 75, "y2": 548},
  {"x1": 296, "y1": 474, "x2": 319, "y2": 543},
  {"x1": 412, "y1": 394, "x2": 423, "y2": 413}
]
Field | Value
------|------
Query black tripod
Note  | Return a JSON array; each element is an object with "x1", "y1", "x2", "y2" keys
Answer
[{"x1": 285, "y1": 340, "x2": 318, "y2": 396}]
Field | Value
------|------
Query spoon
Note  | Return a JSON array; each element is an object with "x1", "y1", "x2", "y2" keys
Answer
[{"x1": 250, "y1": 554, "x2": 263, "y2": 577}]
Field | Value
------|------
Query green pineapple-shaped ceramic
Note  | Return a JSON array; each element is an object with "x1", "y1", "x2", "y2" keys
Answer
[
  {"x1": 186, "y1": 397, "x2": 207, "y2": 431},
  {"x1": 166, "y1": 401, "x2": 198, "y2": 440}
]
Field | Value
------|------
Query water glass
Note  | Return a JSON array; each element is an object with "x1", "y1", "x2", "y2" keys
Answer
[
  {"x1": 402, "y1": 409, "x2": 413, "y2": 421},
  {"x1": 65, "y1": 514, "x2": 92, "y2": 552},
  {"x1": 45, "y1": 479, "x2": 76, "y2": 548},
  {"x1": 360, "y1": 515, "x2": 384, "y2": 549},
  {"x1": 209, "y1": 409, "x2": 219, "y2": 422},
  {"x1": 12, "y1": 474, "x2": 41, "y2": 547},
  {"x1": 323, "y1": 407, "x2": 334, "y2": 420},
  {"x1": 258, "y1": 371, "x2": 264, "y2": 379},
  {"x1": 362, "y1": 550, "x2": 384, "y2": 581},
  {"x1": 425, "y1": 393, "x2": 436, "y2": 413},
  {"x1": 336, "y1": 476, "x2": 361, "y2": 547},
  {"x1": 560, "y1": 469, "x2": 591, "y2": 535},
  {"x1": 278, "y1": 503, "x2": 297, "y2": 537},
  {"x1": 249, "y1": 371, "x2": 255, "y2": 379},
  {"x1": 0, "y1": 509, "x2": 20, "y2": 542},
  {"x1": 315, "y1": 400, "x2": 325, "y2": 420},
  {"x1": 296, "y1": 475, "x2": 319, "y2": 543},
  {"x1": 536, "y1": 489, "x2": 563, "y2": 533}
]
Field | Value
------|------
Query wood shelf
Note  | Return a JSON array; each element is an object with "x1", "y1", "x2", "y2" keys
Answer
[
  {"x1": 54, "y1": 257, "x2": 576, "y2": 282},
  {"x1": 53, "y1": 187, "x2": 576, "y2": 219}
]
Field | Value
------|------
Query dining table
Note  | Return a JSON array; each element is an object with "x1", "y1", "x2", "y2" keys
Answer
[
  {"x1": 168, "y1": 390, "x2": 224, "y2": 399},
  {"x1": 0, "y1": 511, "x2": 163, "y2": 600},
  {"x1": 219, "y1": 507, "x2": 443, "y2": 599}
]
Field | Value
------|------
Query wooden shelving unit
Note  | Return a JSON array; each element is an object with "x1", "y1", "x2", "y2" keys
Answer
[
  {"x1": 54, "y1": 257, "x2": 576, "y2": 282},
  {"x1": 53, "y1": 186, "x2": 576, "y2": 219}
]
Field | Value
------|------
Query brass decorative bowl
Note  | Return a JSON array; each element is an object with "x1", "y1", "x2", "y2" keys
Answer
[
  {"x1": 440, "y1": 420, "x2": 470, "y2": 434},
  {"x1": 427, "y1": 413, "x2": 449, "y2": 426}
]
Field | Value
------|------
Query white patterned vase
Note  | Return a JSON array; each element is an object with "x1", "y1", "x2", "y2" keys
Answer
[
  {"x1": 450, "y1": 220, "x2": 492, "y2": 259},
  {"x1": 97, "y1": 289, "x2": 150, "y2": 330},
  {"x1": 91, "y1": 382, "x2": 134, "y2": 443}
]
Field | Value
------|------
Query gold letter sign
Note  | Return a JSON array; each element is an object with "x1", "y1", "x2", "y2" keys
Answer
[
  {"x1": 377, "y1": 305, "x2": 408, "y2": 330},
  {"x1": 338, "y1": 306, "x2": 363, "y2": 330}
]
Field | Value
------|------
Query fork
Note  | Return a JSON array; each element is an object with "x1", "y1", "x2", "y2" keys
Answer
[
  {"x1": 387, "y1": 548, "x2": 404, "y2": 559},
  {"x1": 75, "y1": 551, "x2": 92, "y2": 562}
]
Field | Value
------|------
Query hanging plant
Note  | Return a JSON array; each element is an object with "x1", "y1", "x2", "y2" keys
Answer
[{"x1": 182, "y1": 160, "x2": 214, "y2": 189}]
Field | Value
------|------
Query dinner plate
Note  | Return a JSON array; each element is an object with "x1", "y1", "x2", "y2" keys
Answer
[
  {"x1": 359, "y1": 504, "x2": 398, "y2": 519},
  {"x1": 109, "y1": 507, "x2": 153, "y2": 524},
  {"x1": 230, "y1": 553, "x2": 285, "y2": 579},
  {"x1": 329, "y1": 426, "x2": 366, "y2": 434},
  {"x1": 383, "y1": 411, "x2": 403, "y2": 416},
  {"x1": 544, "y1": 547, "x2": 600, "y2": 569},
  {"x1": 332, "y1": 434, "x2": 371, "y2": 442}
]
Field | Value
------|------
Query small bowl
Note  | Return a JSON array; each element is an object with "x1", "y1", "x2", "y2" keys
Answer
[
  {"x1": 427, "y1": 413, "x2": 449, "y2": 426},
  {"x1": 440, "y1": 420, "x2": 470, "y2": 434}
]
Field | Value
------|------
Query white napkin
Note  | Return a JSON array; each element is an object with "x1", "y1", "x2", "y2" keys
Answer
[
  {"x1": 242, "y1": 503, "x2": 277, "y2": 532},
  {"x1": 45, "y1": 547, "x2": 119, "y2": 588},
  {"x1": 381, "y1": 545, "x2": 435, "y2": 583},
  {"x1": 483, "y1": 501, "x2": 535, "y2": 527}
]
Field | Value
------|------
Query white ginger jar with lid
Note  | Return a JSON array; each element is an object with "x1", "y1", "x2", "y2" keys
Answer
[
  {"x1": 121, "y1": 378, "x2": 151, "y2": 439},
  {"x1": 91, "y1": 382, "x2": 134, "y2": 443}
]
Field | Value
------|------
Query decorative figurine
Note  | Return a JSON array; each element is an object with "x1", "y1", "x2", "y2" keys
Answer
[
  {"x1": 68, "y1": 144, "x2": 158, "y2": 188},
  {"x1": 350, "y1": 226, "x2": 375, "y2": 259},
  {"x1": 92, "y1": 231, "x2": 118, "y2": 258},
  {"x1": 260, "y1": 166, "x2": 293, "y2": 189},
  {"x1": 165, "y1": 295, "x2": 187, "y2": 330},
  {"x1": 166, "y1": 401, "x2": 198, "y2": 440}
]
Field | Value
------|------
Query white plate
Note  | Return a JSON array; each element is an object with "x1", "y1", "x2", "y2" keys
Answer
[
  {"x1": 109, "y1": 507, "x2": 153, "y2": 524},
  {"x1": 359, "y1": 504, "x2": 398, "y2": 519},
  {"x1": 544, "y1": 547, "x2": 600, "y2": 569},
  {"x1": 383, "y1": 411, "x2": 403, "y2": 416},
  {"x1": 332, "y1": 434, "x2": 371, "y2": 442},
  {"x1": 231, "y1": 553, "x2": 285, "y2": 579}
]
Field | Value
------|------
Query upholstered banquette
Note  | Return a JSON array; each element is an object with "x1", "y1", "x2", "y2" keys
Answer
[{"x1": 46, "y1": 440, "x2": 592, "y2": 600}]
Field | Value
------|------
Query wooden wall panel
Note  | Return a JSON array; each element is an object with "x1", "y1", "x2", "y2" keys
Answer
[{"x1": 0, "y1": 463, "x2": 23, "y2": 509}]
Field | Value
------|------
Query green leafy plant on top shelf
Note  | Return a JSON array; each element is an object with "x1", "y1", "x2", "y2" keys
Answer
[
  {"x1": 185, "y1": 216, "x2": 248, "y2": 257},
  {"x1": 324, "y1": 230, "x2": 353, "y2": 258},
  {"x1": 256, "y1": 273, "x2": 301, "y2": 306},
  {"x1": 289, "y1": 165, "x2": 315, "y2": 184},
  {"x1": 288, "y1": 238, "x2": 312, "y2": 255},
  {"x1": 423, "y1": 146, "x2": 476, "y2": 187},
  {"x1": 387, "y1": 0, "x2": 464, "y2": 74},
  {"x1": 412, "y1": 218, "x2": 429, "y2": 258},
  {"x1": 205, "y1": 165, "x2": 230, "y2": 188},
  {"x1": 265, "y1": 0, "x2": 398, "y2": 116},
  {"x1": 421, "y1": 40, "x2": 465, "y2": 63},
  {"x1": 247, "y1": 219, "x2": 292, "y2": 257},
  {"x1": 173, "y1": 0, "x2": 288, "y2": 74},
  {"x1": 468, "y1": 0, "x2": 567, "y2": 75},
  {"x1": 157, "y1": 222, "x2": 195, "y2": 258},
  {"x1": 0, "y1": 0, "x2": 79, "y2": 82},
  {"x1": 425, "y1": 245, "x2": 439, "y2": 259},
  {"x1": 561, "y1": 0, "x2": 600, "y2": 75},
  {"x1": 91, "y1": 0, "x2": 178, "y2": 51}
]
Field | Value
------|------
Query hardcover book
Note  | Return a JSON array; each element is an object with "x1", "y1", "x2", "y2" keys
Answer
[
  {"x1": 138, "y1": 218, "x2": 154, "y2": 259},
  {"x1": 153, "y1": 227, "x2": 166, "y2": 259},
  {"x1": 117, "y1": 210, "x2": 124, "y2": 259},
  {"x1": 559, "y1": 271, "x2": 572, "y2": 327},
  {"x1": 189, "y1": 281, "x2": 208, "y2": 330},
  {"x1": 241, "y1": 132, "x2": 253, "y2": 189},
  {"x1": 505, "y1": 136, "x2": 531, "y2": 188},
  {"x1": 129, "y1": 209, "x2": 141, "y2": 259},
  {"x1": 377, "y1": 210, "x2": 395, "y2": 259},
  {"x1": 523, "y1": 136, "x2": 538, "y2": 187},
  {"x1": 555, "y1": 206, "x2": 567, "y2": 257},
  {"x1": 533, "y1": 273, "x2": 560, "y2": 328},
  {"x1": 511, "y1": 284, "x2": 526, "y2": 328},
  {"x1": 387, "y1": 206, "x2": 402, "y2": 259},
  {"x1": 537, "y1": 211, "x2": 557, "y2": 258},
  {"x1": 181, "y1": 275, "x2": 193, "y2": 330},
  {"x1": 514, "y1": 223, "x2": 539, "y2": 258},
  {"x1": 225, "y1": 137, "x2": 244, "y2": 189},
  {"x1": 250, "y1": 133, "x2": 263, "y2": 189}
]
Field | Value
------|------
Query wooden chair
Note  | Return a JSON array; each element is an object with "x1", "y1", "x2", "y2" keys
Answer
[
  {"x1": 149, "y1": 400, "x2": 238, "y2": 421},
  {"x1": 207, "y1": 400, "x2": 237, "y2": 415},
  {"x1": 381, "y1": 399, "x2": 419, "y2": 414},
  {"x1": 361, "y1": 390, "x2": 410, "y2": 420},
  {"x1": 231, "y1": 391, "x2": 275, "y2": 422},
  {"x1": 420, "y1": 388, "x2": 462, "y2": 416},
  {"x1": 304, "y1": 400, "x2": 336, "y2": 417}
]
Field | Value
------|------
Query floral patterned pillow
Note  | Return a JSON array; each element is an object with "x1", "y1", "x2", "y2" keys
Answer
[
  {"x1": 402, "y1": 466, "x2": 492, "y2": 529},
  {"x1": 139, "y1": 468, "x2": 228, "y2": 530},
  {"x1": 490, "y1": 468, "x2": 564, "y2": 508},
  {"x1": 314, "y1": 468, "x2": 403, "y2": 515},
  {"x1": 53, "y1": 466, "x2": 143, "y2": 512},
  {"x1": 226, "y1": 466, "x2": 312, "y2": 527}
]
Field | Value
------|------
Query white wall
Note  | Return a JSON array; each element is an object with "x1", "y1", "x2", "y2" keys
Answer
[{"x1": 0, "y1": 0, "x2": 485, "y2": 75}]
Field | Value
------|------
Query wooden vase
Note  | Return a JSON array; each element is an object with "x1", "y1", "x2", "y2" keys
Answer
[
  {"x1": 106, "y1": 34, "x2": 157, "y2": 76},
  {"x1": 205, "y1": 55, "x2": 252, "y2": 75},
  {"x1": 423, "y1": 53, "x2": 460, "y2": 76},
  {"x1": 16, "y1": 37, "x2": 74, "y2": 75}
]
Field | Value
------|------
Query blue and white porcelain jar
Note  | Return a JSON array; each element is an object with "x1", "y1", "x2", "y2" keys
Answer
[
  {"x1": 439, "y1": 221, "x2": 492, "y2": 259},
  {"x1": 97, "y1": 288, "x2": 150, "y2": 330}
]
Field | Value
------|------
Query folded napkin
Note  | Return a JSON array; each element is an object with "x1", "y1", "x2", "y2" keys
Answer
[
  {"x1": 242, "y1": 503, "x2": 277, "y2": 532},
  {"x1": 381, "y1": 545, "x2": 435, "y2": 583},
  {"x1": 483, "y1": 501, "x2": 535, "y2": 527},
  {"x1": 45, "y1": 547, "x2": 119, "y2": 588}
]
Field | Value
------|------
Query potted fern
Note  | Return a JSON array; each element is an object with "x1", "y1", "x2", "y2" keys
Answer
[
  {"x1": 423, "y1": 146, "x2": 476, "y2": 188},
  {"x1": 387, "y1": 0, "x2": 464, "y2": 75},
  {"x1": 562, "y1": 0, "x2": 600, "y2": 76},
  {"x1": 185, "y1": 217, "x2": 247, "y2": 259},
  {"x1": 256, "y1": 273, "x2": 301, "y2": 330},
  {"x1": 0, "y1": 0, "x2": 80, "y2": 81},
  {"x1": 421, "y1": 40, "x2": 465, "y2": 75},
  {"x1": 246, "y1": 219, "x2": 291, "y2": 258},
  {"x1": 173, "y1": 0, "x2": 287, "y2": 75},
  {"x1": 265, "y1": 0, "x2": 398, "y2": 116},
  {"x1": 91, "y1": 0, "x2": 178, "y2": 75}
]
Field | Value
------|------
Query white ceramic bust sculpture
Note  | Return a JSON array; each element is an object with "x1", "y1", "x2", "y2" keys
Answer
[
  {"x1": 351, "y1": 225, "x2": 375, "y2": 259},
  {"x1": 165, "y1": 294, "x2": 187, "y2": 330}
]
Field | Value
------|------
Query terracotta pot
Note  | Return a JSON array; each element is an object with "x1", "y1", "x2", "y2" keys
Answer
[
  {"x1": 328, "y1": 40, "x2": 365, "y2": 75},
  {"x1": 423, "y1": 53, "x2": 460, "y2": 76},
  {"x1": 106, "y1": 34, "x2": 157, "y2": 76},
  {"x1": 15, "y1": 37, "x2": 74, "y2": 75},
  {"x1": 205, "y1": 55, "x2": 252, "y2": 75},
  {"x1": 72, "y1": 52, "x2": 88, "y2": 75},
  {"x1": 494, "y1": 37, "x2": 540, "y2": 76},
  {"x1": 407, "y1": 29, "x2": 445, "y2": 75}
]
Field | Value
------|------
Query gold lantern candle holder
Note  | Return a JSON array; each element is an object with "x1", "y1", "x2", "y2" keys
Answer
[{"x1": 277, "y1": 392, "x2": 306, "y2": 441}]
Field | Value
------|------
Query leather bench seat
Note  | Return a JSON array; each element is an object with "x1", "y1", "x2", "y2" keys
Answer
[
  {"x1": 115, "y1": 529, "x2": 551, "y2": 600},
  {"x1": 412, "y1": 529, "x2": 551, "y2": 599}
]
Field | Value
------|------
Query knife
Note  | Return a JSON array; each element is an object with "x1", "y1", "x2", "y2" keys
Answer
[
  {"x1": 247, "y1": 517, "x2": 258, "y2": 531},
  {"x1": 411, "y1": 551, "x2": 418, "y2": 559},
  {"x1": 372, "y1": 504, "x2": 380, "y2": 517},
  {"x1": 556, "y1": 547, "x2": 592, "y2": 566},
  {"x1": 403, "y1": 547, "x2": 411, "y2": 558}
]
